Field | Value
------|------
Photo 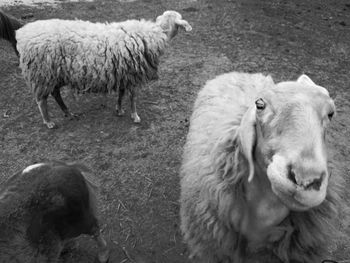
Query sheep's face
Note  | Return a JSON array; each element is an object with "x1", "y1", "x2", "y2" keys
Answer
[
  {"x1": 156, "y1": 11, "x2": 192, "y2": 40},
  {"x1": 243, "y1": 75, "x2": 335, "y2": 211}
]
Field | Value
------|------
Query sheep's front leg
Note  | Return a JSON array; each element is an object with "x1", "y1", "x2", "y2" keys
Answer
[
  {"x1": 93, "y1": 231, "x2": 109, "y2": 263},
  {"x1": 129, "y1": 87, "x2": 141, "y2": 123},
  {"x1": 51, "y1": 87, "x2": 78, "y2": 120},
  {"x1": 36, "y1": 96, "x2": 56, "y2": 129},
  {"x1": 116, "y1": 87, "x2": 125, "y2": 116}
]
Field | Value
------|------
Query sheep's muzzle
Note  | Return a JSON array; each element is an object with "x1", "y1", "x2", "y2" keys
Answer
[{"x1": 266, "y1": 154, "x2": 329, "y2": 211}]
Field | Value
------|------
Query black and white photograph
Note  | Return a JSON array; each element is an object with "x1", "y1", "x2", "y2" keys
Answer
[{"x1": 0, "y1": 0, "x2": 349, "y2": 262}]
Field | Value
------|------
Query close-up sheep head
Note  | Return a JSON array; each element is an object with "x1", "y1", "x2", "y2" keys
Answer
[
  {"x1": 156, "y1": 10, "x2": 192, "y2": 40},
  {"x1": 239, "y1": 74, "x2": 335, "y2": 212}
]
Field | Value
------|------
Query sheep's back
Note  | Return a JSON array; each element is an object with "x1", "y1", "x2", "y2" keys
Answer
[
  {"x1": 16, "y1": 19, "x2": 167, "y2": 96},
  {"x1": 0, "y1": 162, "x2": 92, "y2": 224},
  {"x1": 0, "y1": 162, "x2": 97, "y2": 261}
]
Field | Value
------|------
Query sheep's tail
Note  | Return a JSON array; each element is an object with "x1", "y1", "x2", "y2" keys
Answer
[{"x1": 0, "y1": 10, "x2": 24, "y2": 55}]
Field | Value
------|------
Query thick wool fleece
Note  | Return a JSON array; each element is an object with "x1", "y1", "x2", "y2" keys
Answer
[
  {"x1": 180, "y1": 72, "x2": 342, "y2": 263},
  {"x1": 16, "y1": 18, "x2": 167, "y2": 100}
]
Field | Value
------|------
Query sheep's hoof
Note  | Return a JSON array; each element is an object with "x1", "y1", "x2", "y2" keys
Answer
[
  {"x1": 116, "y1": 108, "x2": 125, "y2": 116},
  {"x1": 45, "y1": 121, "x2": 57, "y2": 129},
  {"x1": 65, "y1": 112, "x2": 79, "y2": 120},
  {"x1": 131, "y1": 113, "x2": 141, "y2": 123}
]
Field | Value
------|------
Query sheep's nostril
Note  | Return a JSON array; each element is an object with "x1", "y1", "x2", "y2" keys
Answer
[
  {"x1": 305, "y1": 173, "x2": 324, "y2": 191},
  {"x1": 287, "y1": 166, "x2": 325, "y2": 190},
  {"x1": 287, "y1": 166, "x2": 297, "y2": 185}
]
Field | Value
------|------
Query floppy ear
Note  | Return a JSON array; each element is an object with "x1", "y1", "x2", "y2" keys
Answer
[
  {"x1": 297, "y1": 74, "x2": 329, "y2": 96},
  {"x1": 175, "y1": 18, "x2": 192, "y2": 32},
  {"x1": 238, "y1": 106, "x2": 257, "y2": 182}
]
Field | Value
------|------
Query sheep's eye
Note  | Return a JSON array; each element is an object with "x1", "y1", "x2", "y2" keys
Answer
[
  {"x1": 255, "y1": 98, "x2": 266, "y2": 110},
  {"x1": 328, "y1": 111, "x2": 334, "y2": 120}
]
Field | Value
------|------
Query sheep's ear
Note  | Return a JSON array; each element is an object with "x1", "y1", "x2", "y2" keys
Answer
[
  {"x1": 297, "y1": 74, "x2": 329, "y2": 96},
  {"x1": 155, "y1": 15, "x2": 164, "y2": 25},
  {"x1": 238, "y1": 106, "x2": 257, "y2": 182},
  {"x1": 175, "y1": 18, "x2": 192, "y2": 32},
  {"x1": 297, "y1": 74, "x2": 316, "y2": 86}
]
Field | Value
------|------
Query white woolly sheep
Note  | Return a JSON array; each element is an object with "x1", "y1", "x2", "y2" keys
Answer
[
  {"x1": 0, "y1": 161, "x2": 109, "y2": 262},
  {"x1": 0, "y1": 10, "x2": 192, "y2": 128},
  {"x1": 180, "y1": 72, "x2": 342, "y2": 262}
]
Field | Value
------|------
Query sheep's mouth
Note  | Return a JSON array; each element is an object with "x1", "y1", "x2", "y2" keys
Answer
[
  {"x1": 268, "y1": 174, "x2": 328, "y2": 211},
  {"x1": 265, "y1": 156, "x2": 329, "y2": 211},
  {"x1": 271, "y1": 187, "x2": 317, "y2": 211}
]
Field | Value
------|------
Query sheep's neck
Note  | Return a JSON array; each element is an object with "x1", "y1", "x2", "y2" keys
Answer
[{"x1": 239, "y1": 168, "x2": 290, "y2": 244}]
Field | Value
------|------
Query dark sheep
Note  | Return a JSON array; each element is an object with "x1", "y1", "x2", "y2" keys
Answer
[
  {"x1": 0, "y1": 10, "x2": 22, "y2": 56},
  {"x1": 0, "y1": 161, "x2": 109, "y2": 262}
]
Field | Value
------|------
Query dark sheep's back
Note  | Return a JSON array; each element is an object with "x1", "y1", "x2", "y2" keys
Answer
[{"x1": 0, "y1": 161, "x2": 99, "y2": 262}]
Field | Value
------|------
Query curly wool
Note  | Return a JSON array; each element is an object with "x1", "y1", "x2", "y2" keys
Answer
[
  {"x1": 180, "y1": 72, "x2": 342, "y2": 263},
  {"x1": 16, "y1": 18, "x2": 168, "y2": 100}
]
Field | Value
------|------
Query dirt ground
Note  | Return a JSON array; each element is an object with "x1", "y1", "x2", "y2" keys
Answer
[{"x1": 0, "y1": 0, "x2": 349, "y2": 262}]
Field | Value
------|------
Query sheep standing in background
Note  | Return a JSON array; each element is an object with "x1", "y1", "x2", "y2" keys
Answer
[
  {"x1": 0, "y1": 10, "x2": 23, "y2": 56},
  {"x1": 180, "y1": 72, "x2": 342, "y2": 262},
  {"x1": 0, "y1": 10, "x2": 192, "y2": 128},
  {"x1": 0, "y1": 161, "x2": 109, "y2": 263}
]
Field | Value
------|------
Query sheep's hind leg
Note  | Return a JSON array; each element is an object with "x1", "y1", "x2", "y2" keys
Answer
[
  {"x1": 116, "y1": 87, "x2": 125, "y2": 116},
  {"x1": 129, "y1": 87, "x2": 141, "y2": 123},
  {"x1": 51, "y1": 87, "x2": 78, "y2": 120},
  {"x1": 37, "y1": 96, "x2": 56, "y2": 129},
  {"x1": 93, "y1": 230, "x2": 109, "y2": 263}
]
